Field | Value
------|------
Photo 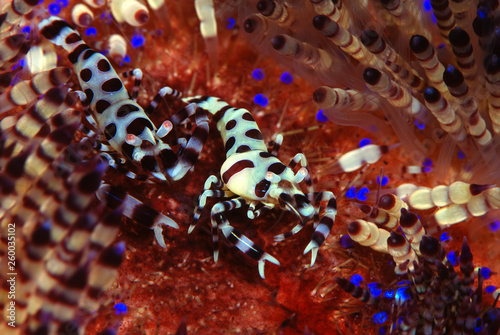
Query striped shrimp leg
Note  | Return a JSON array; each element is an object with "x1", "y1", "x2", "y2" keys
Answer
[
  {"x1": 161, "y1": 100, "x2": 210, "y2": 181},
  {"x1": 213, "y1": 196, "x2": 280, "y2": 279},
  {"x1": 95, "y1": 184, "x2": 179, "y2": 248},
  {"x1": 302, "y1": 191, "x2": 337, "y2": 266},
  {"x1": 191, "y1": 170, "x2": 282, "y2": 279},
  {"x1": 191, "y1": 174, "x2": 280, "y2": 279}
]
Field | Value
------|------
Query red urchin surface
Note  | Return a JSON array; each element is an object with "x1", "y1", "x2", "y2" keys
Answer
[{"x1": 33, "y1": 1, "x2": 500, "y2": 334}]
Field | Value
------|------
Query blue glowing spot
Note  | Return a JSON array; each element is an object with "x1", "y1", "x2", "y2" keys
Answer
[
  {"x1": 440, "y1": 232, "x2": 450, "y2": 241},
  {"x1": 346, "y1": 186, "x2": 356, "y2": 199},
  {"x1": 57, "y1": 0, "x2": 68, "y2": 7},
  {"x1": 423, "y1": 0, "x2": 431, "y2": 11},
  {"x1": 113, "y1": 302, "x2": 127, "y2": 315},
  {"x1": 481, "y1": 267, "x2": 492, "y2": 279},
  {"x1": 98, "y1": 12, "x2": 113, "y2": 20},
  {"x1": 350, "y1": 274, "x2": 363, "y2": 286},
  {"x1": 253, "y1": 93, "x2": 269, "y2": 107},
  {"x1": 447, "y1": 251, "x2": 458, "y2": 266},
  {"x1": 395, "y1": 287, "x2": 411, "y2": 304},
  {"x1": 85, "y1": 27, "x2": 97, "y2": 36},
  {"x1": 377, "y1": 175, "x2": 389, "y2": 186},
  {"x1": 226, "y1": 17, "x2": 236, "y2": 29},
  {"x1": 251, "y1": 68, "x2": 264, "y2": 81},
  {"x1": 431, "y1": 13, "x2": 437, "y2": 24},
  {"x1": 414, "y1": 119, "x2": 425, "y2": 130},
  {"x1": 478, "y1": 8, "x2": 487, "y2": 19},
  {"x1": 356, "y1": 187, "x2": 369, "y2": 201},
  {"x1": 131, "y1": 34, "x2": 145, "y2": 48},
  {"x1": 11, "y1": 64, "x2": 20, "y2": 70},
  {"x1": 475, "y1": 317, "x2": 483, "y2": 333},
  {"x1": 458, "y1": 150, "x2": 465, "y2": 159},
  {"x1": 21, "y1": 26, "x2": 31, "y2": 34},
  {"x1": 18, "y1": 59, "x2": 25, "y2": 67},
  {"x1": 280, "y1": 71, "x2": 293, "y2": 84},
  {"x1": 123, "y1": 55, "x2": 131, "y2": 63},
  {"x1": 422, "y1": 157, "x2": 433, "y2": 167},
  {"x1": 372, "y1": 311, "x2": 388, "y2": 325},
  {"x1": 383, "y1": 289, "x2": 394, "y2": 299},
  {"x1": 359, "y1": 138, "x2": 371, "y2": 147},
  {"x1": 340, "y1": 235, "x2": 353, "y2": 248},
  {"x1": 423, "y1": 166, "x2": 432, "y2": 173},
  {"x1": 48, "y1": 2, "x2": 61, "y2": 15},
  {"x1": 316, "y1": 109, "x2": 328, "y2": 123},
  {"x1": 115, "y1": 242, "x2": 126, "y2": 254},
  {"x1": 486, "y1": 285, "x2": 497, "y2": 294},
  {"x1": 489, "y1": 221, "x2": 500, "y2": 232},
  {"x1": 368, "y1": 283, "x2": 382, "y2": 297}
]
